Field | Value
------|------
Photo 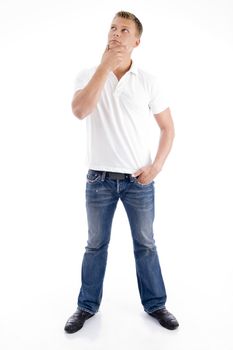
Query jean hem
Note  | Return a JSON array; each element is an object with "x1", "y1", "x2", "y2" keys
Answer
[
  {"x1": 145, "y1": 305, "x2": 166, "y2": 314},
  {"x1": 78, "y1": 306, "x2": 97, "y2": 315}
]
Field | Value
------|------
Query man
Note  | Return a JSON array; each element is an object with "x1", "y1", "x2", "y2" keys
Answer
[{"x1": 64, "y1": 11, "x2": 179, "y2": 333}]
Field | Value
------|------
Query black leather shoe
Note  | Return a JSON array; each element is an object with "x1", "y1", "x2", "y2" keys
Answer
[
  {"x1": 64, "y1": 309, "x2": 94, "y2": 333},
  {"x1": 148, "y1": 308, "x2": 179, "y2": 330}
]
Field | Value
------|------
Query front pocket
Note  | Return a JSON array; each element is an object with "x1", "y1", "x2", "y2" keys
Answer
[
  {"x1": 86, "y1": 171, "x2": 101, "y2": 184},
  {"x1": 134, "y1": 177, "x2": 154, "y2": 187}
]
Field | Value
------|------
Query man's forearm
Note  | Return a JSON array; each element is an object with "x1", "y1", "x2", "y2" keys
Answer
[
  {"x1": 152, "y1": 128, "x2": 175, "y2": 171},
  {"x1": 72, "y1": 65, "x2": 109, "y2": 119}
]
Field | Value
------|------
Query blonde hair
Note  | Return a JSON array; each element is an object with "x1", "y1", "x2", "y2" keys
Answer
[{"x1": 115, "y1": 11, "x2": 143, "y2": 37}]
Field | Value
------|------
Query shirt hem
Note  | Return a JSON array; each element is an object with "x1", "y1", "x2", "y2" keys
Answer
[{"x1": 87, "y1": 165, "x2": 138, "y2": 174}]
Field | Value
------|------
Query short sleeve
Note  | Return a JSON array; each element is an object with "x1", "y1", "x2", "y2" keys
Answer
[
  {"x1": 73, "y1": 68, "x2": 95, "y2": 92},
  {"x1": 148, "y1": 76, "x2": 169, "y2": 115}
]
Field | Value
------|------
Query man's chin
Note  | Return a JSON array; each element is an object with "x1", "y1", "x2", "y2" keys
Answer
[{"x1": 109, "y1": 41, "x2": 121, "y2": 48}]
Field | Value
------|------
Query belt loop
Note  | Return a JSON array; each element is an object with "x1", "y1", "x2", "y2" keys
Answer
[
  {"x1": 130, "y1": 174, "x2": 134, "y2": 182},
  {"x1": 101, "y1": 171, "x2": 106, "y2": 181}
]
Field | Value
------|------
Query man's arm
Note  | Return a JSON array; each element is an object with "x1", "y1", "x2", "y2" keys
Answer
[
  {"x1": 133, "y1": 107, "x2": 175, "y2": 184},
  {"x1": 71, "y1": 66, "x2": 109, "y2": 119},
  {"x1": 72, "y1": 45, "x2": 128, "y2": 119}
]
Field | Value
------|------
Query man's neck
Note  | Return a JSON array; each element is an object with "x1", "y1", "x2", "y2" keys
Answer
[{"x1": 113, "y1": 58, "x2": 132, "y2": 80}]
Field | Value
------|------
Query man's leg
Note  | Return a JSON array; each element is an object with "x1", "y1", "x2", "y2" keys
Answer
[
  {"x1": 121, "y1": 178, "x2": 179, "y2": 330},
  {"x1": 77, "y1": 170, "x2": 119, "y2": 314},
  {"x1": 121, "y1": 179, "x2": 167, "y2": 313}
]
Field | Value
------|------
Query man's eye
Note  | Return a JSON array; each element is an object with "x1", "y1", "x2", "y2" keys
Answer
[
  {"x1": 111, "y1": 26, "x2": 116, "y2": 30},
  {"x1": 122, "y1": 29, "x2": 129, "y2": 33}
]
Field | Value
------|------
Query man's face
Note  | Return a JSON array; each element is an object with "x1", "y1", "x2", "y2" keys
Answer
[{"x1": 108, "y1": 16, "x2": 140, "y2": 52}]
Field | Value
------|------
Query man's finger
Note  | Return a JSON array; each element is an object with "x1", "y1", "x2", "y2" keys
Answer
[
  {"x1": 110, "y1": 44, "x2": 127, "y2": 51},
  {"x1": 132, "y1": 169, "x2": 143, "y2": 177}
]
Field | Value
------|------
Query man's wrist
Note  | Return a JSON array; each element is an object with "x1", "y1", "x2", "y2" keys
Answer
[
  {"x1": 97, "y1": 63, "x2": 111, "y2": 75},
  {"x1": 152, "y1": 160, "x2": 163, "y2": 173}
]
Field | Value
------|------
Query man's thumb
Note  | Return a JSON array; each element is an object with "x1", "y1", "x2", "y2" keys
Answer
[{"x1": 132, "y1": 169, "x2": 143, "y2": 177}]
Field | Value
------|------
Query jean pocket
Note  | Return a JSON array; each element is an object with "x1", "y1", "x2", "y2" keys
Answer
[
  {"x1": 134, "y1": 176, "x2": 154, "y2": 187},
  {"x1": 86, "y1": 170, "x2": 101, "y2": 184}
]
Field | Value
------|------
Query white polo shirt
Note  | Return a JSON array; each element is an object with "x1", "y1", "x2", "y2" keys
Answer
[{"x1": 74, "y1": 61, "x2": 169, "y2": 174}]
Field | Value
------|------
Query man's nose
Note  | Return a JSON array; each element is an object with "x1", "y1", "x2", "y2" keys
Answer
[{"x1": 113, "y1": 31, "x2": 120, "y2": 37}]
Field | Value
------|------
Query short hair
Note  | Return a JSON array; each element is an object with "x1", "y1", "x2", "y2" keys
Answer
[{"x1": 114, "y1": 11, "x2": 143, "y2": 37}]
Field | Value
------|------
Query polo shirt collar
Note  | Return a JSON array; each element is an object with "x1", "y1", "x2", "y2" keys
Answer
[{"x1": 129, "y1": 60, "x2": 138, "y2": 75}]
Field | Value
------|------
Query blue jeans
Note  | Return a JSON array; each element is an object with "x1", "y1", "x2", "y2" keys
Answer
[{"x1": 77, "y1": 169, "x2": 167, "y2": 314}]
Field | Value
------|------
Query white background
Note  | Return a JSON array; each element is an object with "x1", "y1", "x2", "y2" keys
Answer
[{"x1": 0, "y1": 0, "x2": 233, "y2": 349}]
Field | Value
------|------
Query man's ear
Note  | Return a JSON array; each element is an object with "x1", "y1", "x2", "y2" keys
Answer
[{"x1": 135, "y1": 38, "x2": 140, "y2": 47}]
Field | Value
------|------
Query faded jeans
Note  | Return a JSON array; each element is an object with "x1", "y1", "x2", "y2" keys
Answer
[{"x1": 77, "y1": 169, "x2": 167, "y2": 314}]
